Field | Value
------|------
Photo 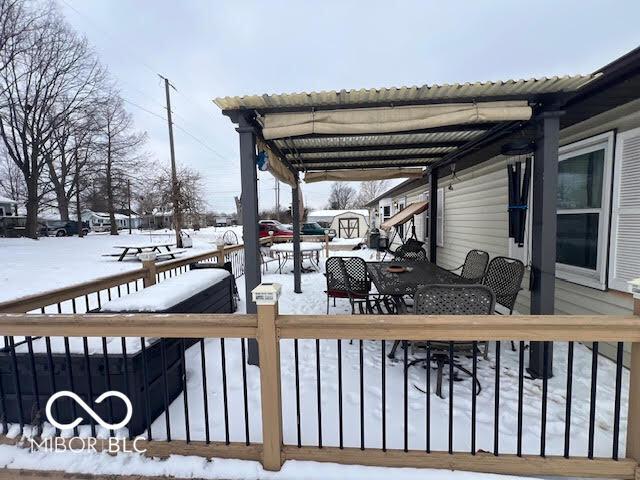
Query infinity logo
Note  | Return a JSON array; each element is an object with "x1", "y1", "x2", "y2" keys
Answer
[{"x1": 45, "y1": 391, "x2": 133, "y2": 431}]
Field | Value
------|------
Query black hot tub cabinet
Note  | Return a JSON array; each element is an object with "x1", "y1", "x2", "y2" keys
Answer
[{"x1": 0, "y1": 267, "x2": 233, "y2": 436}]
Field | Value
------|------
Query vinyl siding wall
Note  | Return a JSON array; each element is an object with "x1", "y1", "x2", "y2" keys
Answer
[{"x1": 434, "y1": 102, "x2": 640, "y2": 365}]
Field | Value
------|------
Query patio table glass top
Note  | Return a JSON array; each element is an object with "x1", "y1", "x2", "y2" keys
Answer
[{"x1": 366, "y1": 260, "x2": 466, "y2": 297}]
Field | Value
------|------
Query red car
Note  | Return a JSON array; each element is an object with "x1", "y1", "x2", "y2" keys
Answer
[{"x1": 259, "y1": 223, "x2": 293, "y2": 238}]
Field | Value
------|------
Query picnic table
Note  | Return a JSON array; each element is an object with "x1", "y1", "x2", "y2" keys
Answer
[
  {"x1": 111, "y1": 242, "x2": 178, "y2": 261},
  {"x1": 270, "y1": 242, "x2": 323, "y2": 273}
]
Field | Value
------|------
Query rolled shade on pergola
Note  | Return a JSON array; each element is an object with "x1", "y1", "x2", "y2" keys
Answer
[
  {"x1": 260, "y1": 101, "x2": 532, "y2": 139},
  {"x1": 256, "y1": 138, "x2": 297, "y2": 186},
  {"x1": 304, "y1": 167, "x2": 423, "y2": 183},
  {"x1": 380, "y1": 201, "x2": 429, "y2": 231}
]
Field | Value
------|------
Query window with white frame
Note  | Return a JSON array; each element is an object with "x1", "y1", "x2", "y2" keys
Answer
[{"x1": 556, "y1": 131, "x2": 614, "y2": 290}]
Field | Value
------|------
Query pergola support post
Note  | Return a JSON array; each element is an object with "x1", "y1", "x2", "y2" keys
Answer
[
  {"x1": 428, "y1": 168, "x2": 438, "y2": 263},
  {"x1": 237, "y1": 114, "x2": 261, "y2": 366},
  {"x1": 528, "y1": 110, "x2": 563, "y2": 379},
  {"x1": 291, "y1": 181, "x2": 302, "y2": 293}
]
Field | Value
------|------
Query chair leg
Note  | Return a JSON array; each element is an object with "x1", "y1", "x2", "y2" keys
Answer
[
  {"x1": 389, "y1": 340, "x2": 400, "y2": 359},
  {"x1": 436, "y1": 359, "x2": 444, "y2": 399}
]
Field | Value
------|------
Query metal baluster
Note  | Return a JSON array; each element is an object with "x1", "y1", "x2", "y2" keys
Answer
[
  {"x1": 44, "y1": 338, "x2": 60, "y2": 436},
  {"x1": 97, "y1": 291, "x2": 101, "y2": 309},
  {"x1": 240, "y1": 339, "x2": 250, "y2": 445},
  {"x1": 612, "y1": 342, "x2": 624, "y2": 460},
  {"x1": 107, "y1": 288, "x2": 111, "y2": 301},
  {"x1": 404, "y1": 341, "x2": 409, "y2": 453},
  {"x1": 117, "y1": 285, "x2": 121, "y2": 298},
  {"x1": 71, "y1": 298, "x2": 77, "y2": 314},
  {"x1": 85, "y1": 295, "x2": 90, "y2": 313},
  {"x1": 102, "y1": 337, "x2": 115, "y2": 437},
  {"x1": 180, "y1": 339, "x2": 190, "y2": 443},
  {"x1": 564, "y1": 342, "x2": 574, "y2": 458},
  {"x1": 359, "y1": 339, "x2": 364, "y2": 451},
  {"x1": 338, "y1": 339, "x2": 343, "y2": 450},
  {"x1": 199, "y1": 339, "x2": 210, "y2": 444},
  {"x1": 140, "y1": 338, "x2": 152, "y2": 440},
  {"x1": 294, "y1": 339, "x2": 301, "y2": 448},
  {"x1": 588, "y1": 342, "x2": 598, "y2": 459},
  {"x1": 494, "y1": 341, "x2": 501, "y2": 456},
  {"x1": 471, "y1": 341, "x2": 477, "y2": 455},
  {"x1": 448, "y1": 341, "x2": 454, "y2": 454},
  {"x1": 426, "y1": 341, "x2": 431, "y2": 453},
  {"x1": 25, "y1": 337, "x2": 41, "y2": 437},
  {"x1": 63, "y1": 337, "x2": 79, "y2": 436},
  {"x1": 159, "y1": 338, "x2": 171, "y2": 441},
  {"x1": 381, "y1": 340, "x2": 386, "y2": 452},
  {"x1": 517, "y1": 341, "x2": 525, "y2": 457},
  {"x1": 120, "y1": 338, "x2": 131, "y2": 440},
  {"x1": 316, "y1": 339, "x2": 322, "y2": 448},
  {"x1": 8, "y1": 337, "x2": 24, "y2": 435},
  {"x1": 220, "y1": 338, "x2": 229, "y2": 445},
  {"x1": 541, "y1": 341, "x2": 549, "y2": 457},
  {"x1": 83, "y1": 337, "x2": 96, "y2": 437}
]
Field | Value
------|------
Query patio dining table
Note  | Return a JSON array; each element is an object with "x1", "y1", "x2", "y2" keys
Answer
[{"x1": 366, "y1": 260, "x2": 466, "y2": 301}]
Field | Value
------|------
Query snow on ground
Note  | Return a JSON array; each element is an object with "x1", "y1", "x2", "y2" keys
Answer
[
  {"x1": 0, "y1": 226, "x2": 241, "y2": 303},
  {"x1": 0, "y1": 235, "x2": 629, "y2": 479},
  {"x1": 0, "y1": 445, "x2": 528, "y2": 480}
]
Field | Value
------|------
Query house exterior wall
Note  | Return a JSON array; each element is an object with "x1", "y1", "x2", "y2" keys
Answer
[{"x1": 434, "y1": 102, "x2": 640, "y2": 365}]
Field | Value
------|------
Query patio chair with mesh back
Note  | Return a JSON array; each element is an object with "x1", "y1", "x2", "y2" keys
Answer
[
  {"x1": 325, "y1": 257, "x2": 396, "y2": 315},
  {"x1": 444, "y1": 249, "x2": 489, "y2": 283},
  {"x1": 409, "y1": 284, "x2": 496, "y2": 398},
  {"x1": 482, "y1": 256, "x2": 526, "y2": 351},
  {"x1": 393, "y1": 245, "x2": 427, "y2": 262}
]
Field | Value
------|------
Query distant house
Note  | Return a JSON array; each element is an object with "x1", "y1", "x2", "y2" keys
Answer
[
  {"x1": 307, "y1": 209, "x2": 369, "y2": 239},
  {"x1": 0, "y1": 196, "x2": 18, "y2": 217},
  {"x1": 81, "y1": 210, "x2": 141, "y2": 231}
]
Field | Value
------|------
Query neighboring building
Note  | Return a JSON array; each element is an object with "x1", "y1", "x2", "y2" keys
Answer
[
  {"x1": 307, "y1": 209, "x2": 369, "y2": 239},
  {"x1": 214, "y1": 216, "x2": 229, "y2": 227},
  {"x1": 81, "y1": 210, "x2": 141, "y2": 231},
  {"x1": 0, "y1": 196, "x2": 18, "y2": 217}
]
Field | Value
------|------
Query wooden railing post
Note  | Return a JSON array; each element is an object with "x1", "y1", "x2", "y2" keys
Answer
[
  {"x1": 139, "y1": 252, "x2": 157, "y2": 288},
  {"x1": 627, "y1": 279, "x2": 640, "y2": 473},
  {"x1": 252, "y1": 282, "x2": 283, "y2": 471}
]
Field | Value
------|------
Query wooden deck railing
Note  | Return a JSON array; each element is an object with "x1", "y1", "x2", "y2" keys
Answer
[
  {"x1": 0, "y1": 287, "x2": 638, "y2": 479},
  {"x1": 0, "y1": 244, "x2": 245, "y2": 314}
]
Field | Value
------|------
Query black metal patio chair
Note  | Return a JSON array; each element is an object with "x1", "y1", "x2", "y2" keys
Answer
[
  {"x1": 325, "y1": 257, "x2": 396, "y2": 315},
  {"x1": 393, "y1": 245, "x2": 427, "y2": 262},
  {"x1": 408, "y1": 284, "x2": 495, "y2": 398},
  {"x1": 444, "y1": 249, "x2": 489, "y2": 283},
  {"x1": 482, "y1": 256, "x2": 525, "y2": 351}
]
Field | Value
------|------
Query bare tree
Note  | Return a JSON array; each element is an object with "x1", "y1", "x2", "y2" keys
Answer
[
  {"x1": 0, "y1": 148, "x2": 25, "y2": 203},
  {"x1": 327, "y1": 182, "x2": 356, "y2": 209},
  {"x1": 151, "y1": 164, "x2": 206, "y2": 228},
  {"x1": 0, "y1": 5, "x2": 104, "y2": 237},
  {"x1": 354, "y1": 180, "x2": 388, "y2": 207}
]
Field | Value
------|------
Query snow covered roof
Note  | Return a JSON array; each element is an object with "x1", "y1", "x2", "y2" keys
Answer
[
  {"x1": 308, "y1": 209, "x2": 369, "y2": 219},
  {"x1": 85, "y1": 210, "x2": 139, "y2": 220},
  {"x1": 0, "y1": 195, "x2": 17, "y2": 204}
]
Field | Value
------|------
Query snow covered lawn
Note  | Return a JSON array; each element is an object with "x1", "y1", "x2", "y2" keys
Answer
[{"x1": 0, "y1": 227, "x2": 239, "y2": 303}]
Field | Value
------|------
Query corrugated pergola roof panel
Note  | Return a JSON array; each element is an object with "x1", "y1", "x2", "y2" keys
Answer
[
  {"x1": 274, "y1": 130, "x2": 486, "y2": 149},
  {"x1": 214, "y1": 75, "x2": 597, "y2": 111},
  {"x1": 289, "y1": 147, "x2": 453, "y2": 160},
  {"x1": 295, "y1": 158, "x2": 437, "y2": 170}
]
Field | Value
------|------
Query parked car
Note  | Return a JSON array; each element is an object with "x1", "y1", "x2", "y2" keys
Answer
[
  {"x1": 301, "y1": 222, "x2": 335, "y2": 240},
  {"x1": 258, "y1": 219, "x2": 283, "y2": 227},
  {"x1": 258, "y1": 223, "x2": 293, "y2": 239},
  {"x1": 39, "y1": 220, "x2": 90, "y2": 237}
]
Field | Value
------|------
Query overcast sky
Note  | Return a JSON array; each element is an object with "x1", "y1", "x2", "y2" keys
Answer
[{"x1": 59, "y1": 0, "x2": 640, "y2": 213}]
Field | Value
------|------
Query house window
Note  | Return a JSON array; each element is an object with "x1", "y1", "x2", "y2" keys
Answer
[
  {"x1": 382, "y1": 205, "x2": 391, "y2": 222},
  {"x1": 556, "y1": 132, "x2": 613, "y2": 289},
  {"x1": 396, "y1": 202, "x2": 405, "y2": 238}
]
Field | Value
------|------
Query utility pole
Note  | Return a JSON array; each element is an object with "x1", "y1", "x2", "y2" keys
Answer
[
  {"x1": 127, "y1": 179, "x2": 132, "y2": 235},
  {"x1": 274, "y1": 178, "x2": 280, "y2": 221},
  {"x1": 161, "y1": 75, "x2": 183, "y2": 248}
]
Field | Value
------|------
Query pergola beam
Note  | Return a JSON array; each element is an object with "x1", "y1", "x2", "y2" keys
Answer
[
  {"x1": 279, "y1": 141, "x2": 464, "y2": 155},
  {"x1": 298, "y1": 161, "x2": 437, "y2": 171},
  {"x1": 290, "y1": 153, "x2": 443, "y2": 163},
  {"x1": 283, "y1": 123, "x2": 497, "y2": 140}
]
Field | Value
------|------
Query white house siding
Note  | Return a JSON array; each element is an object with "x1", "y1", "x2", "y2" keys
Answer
[{"x1": 433, "y1": 103, "x2": 640, "y2": 366}]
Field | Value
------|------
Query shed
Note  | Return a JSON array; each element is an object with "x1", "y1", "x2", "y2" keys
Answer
[
  {"x1": 0, "y1": 196, "x2": 17, "y2": 217},
  {"x1": 307, "y1": 209, "x2": 369, "y2": 239}
]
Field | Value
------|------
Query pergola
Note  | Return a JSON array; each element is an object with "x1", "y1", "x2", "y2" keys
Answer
[{"x1": 214, "y1": 53, "x2": 640, "y2": 371}]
